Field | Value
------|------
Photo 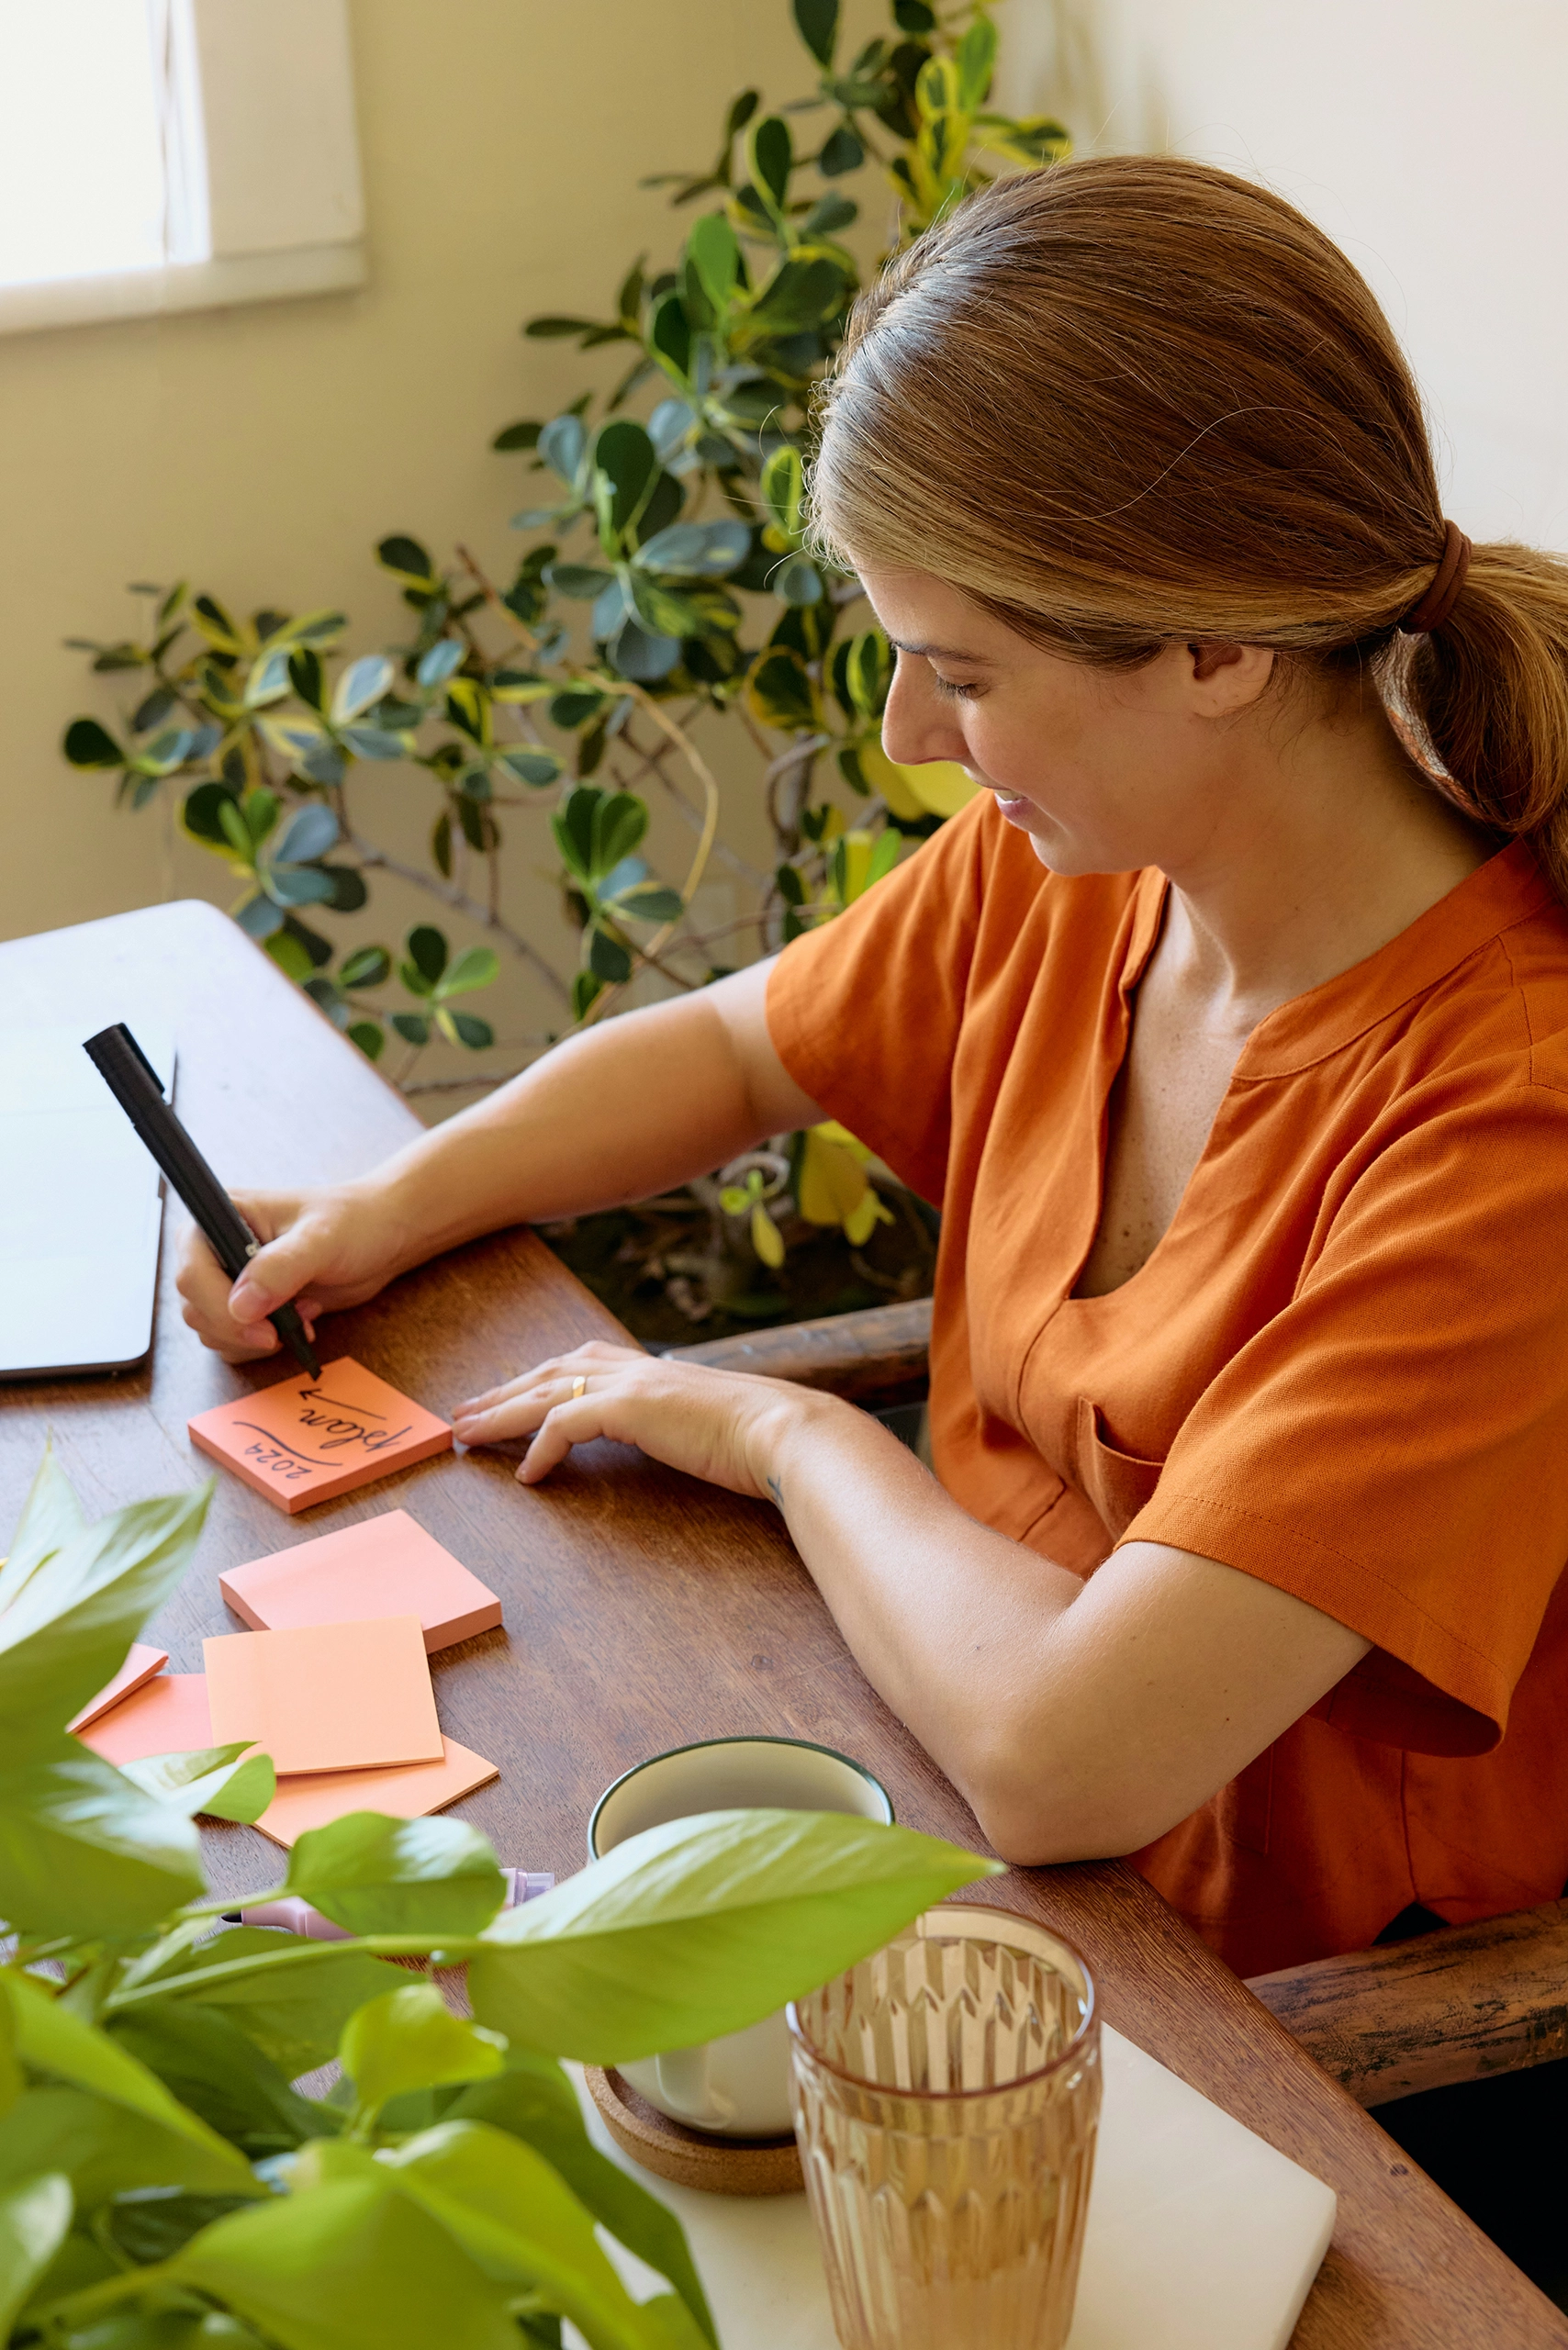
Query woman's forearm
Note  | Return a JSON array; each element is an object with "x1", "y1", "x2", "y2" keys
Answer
[
  {"x1": 373, "y1": 962, "x2": 817, "y2": 1272},
  {"x1": 762, "y1": 1396, "x2": 1084, "y2": 1845},
  {"x1": 761, "y1": 1393, "x2": 1370, "y2": 1864}
]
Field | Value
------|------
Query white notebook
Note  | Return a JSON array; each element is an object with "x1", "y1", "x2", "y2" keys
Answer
[
  {"x1": 569, "y1": 2023, "x2": 1337, "y2": 2350},
  {"x1": 0, "y1": 1024, "x2": 175, "y2": 1379}
]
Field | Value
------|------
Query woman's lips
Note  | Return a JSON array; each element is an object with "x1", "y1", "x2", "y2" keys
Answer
[{"x1": 988, "y1": 789, "x2": 1046, "y2": 831}]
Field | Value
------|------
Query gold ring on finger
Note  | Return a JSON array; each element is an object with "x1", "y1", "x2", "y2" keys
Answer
[{"x1": 570, "y1": 1374, "x2": 587, "y2": 1400}]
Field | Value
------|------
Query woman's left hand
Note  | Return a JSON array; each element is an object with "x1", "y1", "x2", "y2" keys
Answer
[{"x1": 451, "y1": 1340, "x2": 823, "y2": 1500}]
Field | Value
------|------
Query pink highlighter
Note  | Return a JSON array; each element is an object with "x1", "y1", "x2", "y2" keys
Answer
[{"x1": 231, "y1": 1867, "x2": 554, "y2": 1941}]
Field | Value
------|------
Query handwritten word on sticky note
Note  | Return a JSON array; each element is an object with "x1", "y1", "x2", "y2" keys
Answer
[
  {"x1": 220, "y1": 1511, "x2": 501, "y2": 1653},
  {"x1": 203, "y1": 1615, "x2": 443, "y2": 1776},
  {"x1": 188, "y1": 1358, "x2": 452, "y2": 1514}
]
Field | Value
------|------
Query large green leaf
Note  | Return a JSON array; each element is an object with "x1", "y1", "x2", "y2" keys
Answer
[
  {"x1": 284, "y1": 1816, "x2": 507, "y2": 1938},
  {"x1": 0, "y1": 2087, "x2": 254, "y2": 2211},
  {"x1": 447, "y1": 2054, "x2": 714, "y2": 2347},
  {"x1": 684, "y1": 213, "x2": 740, "y2": 319},
  {"x1": 746, "y1": 646, "x2": 818, "y2": 732},
  {"x1": 118, "y1": 1742, "x2": 275, "y2": 1826},
  {"x1": 792, "y1": 0, "x2": 840, "y2": 67},
  {"x1": 381, "y1": 2121, "x2": 704, "y2": 2350},
  {"x1": 173, "y1": 2165, "x2": 518, "y2": 2350},
  {"x1": 4, "y1": 1970, "x2": 250, "y2": 2180},
  {"x1": 0, "y1": 1484, "x2": 211, "y2": 1763},
  {"x1": 62, "y1": 717, "x2": 125, "y2": 769},
  {"x1": 0, "y1": 2172, "x2": 72, "y2": 2339},
  {"x1": 589, "y1": 791, "x2": 648, "y2": 878},
  {"x1": 745, "y1": 255, "x2": 846, "y2": 338},
  {"x1": 760, "y1": 443, "x2": 805, "y2": 543},
  {"x1": 340, "y1": 1986, "x2": 506, "y2": 2124},
  {"x1": 106, "y1": 2002, "x2": 336, "y2": 2158},
  {"x1": 0, "y1": 1745, "x2": 205, "y2": 1939},
  {"x1": 746, "y1": 116, "x2": 792, "y2": 213},
  {"x1": 0, "y1": 1448, "x2": 85, "y2": 1614},
  {"x1": 109, "y1": 1933, "x2": 411, "y2": 2082},
  {"x1": 468, "y1": 1810, "x2": 997, "y2": 2065},
  {"x1": 593, "y1": 420, "x2": 657, "y2": 541}
]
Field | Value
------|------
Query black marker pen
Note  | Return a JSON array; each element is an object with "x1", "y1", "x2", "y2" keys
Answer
[{"x1": 84, "y1": 1023, "x2": 321, "y2": 1379}]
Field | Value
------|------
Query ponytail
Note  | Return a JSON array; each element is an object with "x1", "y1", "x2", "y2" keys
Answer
[{"x1": 1399, "y1": 545, "x2": 1568, "y2": 899}]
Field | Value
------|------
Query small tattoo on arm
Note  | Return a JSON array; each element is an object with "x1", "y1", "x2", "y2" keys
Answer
[{"x1": 767, "y1": 1474, "x2": 785, "y2": 1511}]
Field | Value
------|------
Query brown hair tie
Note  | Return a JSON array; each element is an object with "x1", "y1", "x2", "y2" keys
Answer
[{"x1": 1400, "y1": 520, "x2": 1472, "y2": 634}]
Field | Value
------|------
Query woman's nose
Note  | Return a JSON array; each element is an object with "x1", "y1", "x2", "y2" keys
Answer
[{"x1": 880, "y1": 664, "x2": 968, "y2": 767}]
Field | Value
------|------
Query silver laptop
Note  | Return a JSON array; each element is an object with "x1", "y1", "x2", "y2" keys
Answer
[{"x1": 0, "y1": 1026, "x2": 175, "y2": 1379}]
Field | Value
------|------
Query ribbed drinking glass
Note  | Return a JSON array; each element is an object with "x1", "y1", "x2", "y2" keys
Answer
[{"x1": 789, "y1": 1901, "x2": 1100, "y2": 2350}]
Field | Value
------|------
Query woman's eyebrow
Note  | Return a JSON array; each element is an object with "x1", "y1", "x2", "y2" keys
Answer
[{"x1": 886, "y1": 636, "x2": 995, "y2": 664}]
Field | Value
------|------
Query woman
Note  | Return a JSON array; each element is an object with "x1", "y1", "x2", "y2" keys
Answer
[{"x1": 179, "y1": 158, "x2": 1568, "y2": 1979}]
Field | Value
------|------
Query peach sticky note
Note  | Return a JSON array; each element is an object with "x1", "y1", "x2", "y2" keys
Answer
[
  {"x1": 187, "y1": 1358, "x2": 453, "y2": 1515},
  {"x1": 219, "y1": 1511, "x2": 502, "y2": 1654},
  {"x1": 252, "y1": 1737, "x2": 500, "y2": 1849},
  {"x1": 203, "y1": 1616, "x2": 443, "y2": 1776},
  {"x1": 67, "y1": 1642, "x2": 171, "y2": 1733},
  {"x1": 77, "y1": 1673, "x2": 212, "y2": 1762}
]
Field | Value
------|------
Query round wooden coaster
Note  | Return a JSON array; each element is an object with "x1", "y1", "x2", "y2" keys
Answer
[{"x1": 584, "y1": 2065, "x2": 803, "y2": 2196}]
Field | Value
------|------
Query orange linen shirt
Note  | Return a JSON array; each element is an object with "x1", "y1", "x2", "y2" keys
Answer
[{"x1": 767, "y1": 800, "x2": 1568, "y2": 1976}]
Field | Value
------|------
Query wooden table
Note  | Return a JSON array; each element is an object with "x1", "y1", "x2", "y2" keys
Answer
[{"x1": 4, "y1": 901, "x2": 1563, "y2": 2350}]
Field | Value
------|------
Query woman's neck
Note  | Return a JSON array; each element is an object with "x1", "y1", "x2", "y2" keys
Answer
[{"x1": 1157, "y1": 697, "x2": 1496, "y2": 1031}]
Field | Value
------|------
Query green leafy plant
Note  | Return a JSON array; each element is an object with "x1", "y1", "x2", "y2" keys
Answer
[
  {"x1": 62, "y1": 0, "x2": 1063, "y2": 1316},
  {"x1": 0, "y1": 1449, "x2": 997, "y2": 2346}
]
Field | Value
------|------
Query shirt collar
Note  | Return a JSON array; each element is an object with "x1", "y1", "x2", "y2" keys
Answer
[{"x1": 1236, "y1": 839, "x2": 1557, "y2": 1080}]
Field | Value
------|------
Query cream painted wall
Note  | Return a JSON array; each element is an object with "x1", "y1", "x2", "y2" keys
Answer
[
  {"x1": 996, "y1": 0, "x2": 1568, "y2": 544},
  {"x1": 0, "y1": 0, "x2": 853, "y2": 1072}
]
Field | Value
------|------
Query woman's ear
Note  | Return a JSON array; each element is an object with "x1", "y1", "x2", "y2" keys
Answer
[{"x1": 1187, "y1": 641, "x2": 1275, "y2": 709}]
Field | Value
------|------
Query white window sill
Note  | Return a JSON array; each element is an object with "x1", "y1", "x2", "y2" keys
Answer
[{"x1": 0, "y1": 241, "x2": 366, "y2": 339}]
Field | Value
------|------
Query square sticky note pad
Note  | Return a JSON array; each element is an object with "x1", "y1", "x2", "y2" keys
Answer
[
  {"x1": 67, "y1": 1642, "x2": 170, "y2": 1733},
  {"x1": 187, "y1": 1358, "x2": 452, "y2": 1514},
  {"x1": 252, "y1": 1737, "x2": 500, "y2": 1849},
  {"x1": 203, "y1": 1616, "x2": 443, "y2": 1776},
  {"x1": 77, "y1": 1673, "x2": 211, "y2": 1762},
  {"x1": 219, "y1": 1511, "x2": 501, "y2": 1654}
]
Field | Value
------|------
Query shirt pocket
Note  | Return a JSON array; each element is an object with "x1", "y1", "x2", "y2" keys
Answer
[{"x1": 1076, "y1": 1397, "x2": 1166, "y2": 1543}]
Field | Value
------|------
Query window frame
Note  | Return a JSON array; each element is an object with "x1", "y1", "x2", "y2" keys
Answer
[{"x1": 0, "y1": 0, "x2": 365, "y2": 339}]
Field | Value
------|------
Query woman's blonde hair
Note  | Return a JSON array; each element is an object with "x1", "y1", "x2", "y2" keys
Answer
[{"x1": 810, "y1": 155, "x2": 1568, "y2": 896}]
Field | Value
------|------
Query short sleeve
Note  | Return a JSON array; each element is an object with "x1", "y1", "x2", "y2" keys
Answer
[
  {"x1": 1126, "y1": 1083, "x2": 1568, "y2": 1755},
  {"x1": 765, "y1": 795, "x2": 991, "y2": 1204}
]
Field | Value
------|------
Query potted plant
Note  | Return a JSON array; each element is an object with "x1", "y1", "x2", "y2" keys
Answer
[
  {"x1": 0, "y1": 1450, "x2": 993, "y2": 2346},
  {"x1": 59, "y1": 0, "x2": 1067, "y2": 1348}
]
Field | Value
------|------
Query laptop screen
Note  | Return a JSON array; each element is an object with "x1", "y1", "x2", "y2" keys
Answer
[{"x1": 0, "y1": 1025, "x2": 175, "y2": 1379}]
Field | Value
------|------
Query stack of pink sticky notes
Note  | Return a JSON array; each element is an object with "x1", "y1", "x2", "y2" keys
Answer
[{"x1": 75, "y1": 1513, "x2": 504, "y2": 1848}]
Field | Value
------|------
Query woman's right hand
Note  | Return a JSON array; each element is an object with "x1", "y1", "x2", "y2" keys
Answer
[{"x1": 174, "y1": 1181, "x2": 406, "y2": 1361}]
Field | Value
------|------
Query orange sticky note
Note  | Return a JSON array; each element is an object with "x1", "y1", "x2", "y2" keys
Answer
[
  {"x1": 187, "y1": 1358, "x2": 453, "y2": 1514},
  {"x1": 68, "y1": 1642, "x2": 171, "y2": 1733},
  {"x1": 203, "y1": 1616, "x2": 443, "y2": 1776},
  {"x1": 78, "y1": 1672, "x2": 212, "y2": 1762},
  {"x1": 219, "y1": 1512, "x2": 502, "y2": 1654},
  {"x1": 252, "y1": 1736, "x2": 500, "y2": 1848}
]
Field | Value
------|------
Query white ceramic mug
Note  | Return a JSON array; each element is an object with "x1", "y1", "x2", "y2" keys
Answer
[{"x1": 588, "y1": 1735, "x2": 894, "y2": 2139}]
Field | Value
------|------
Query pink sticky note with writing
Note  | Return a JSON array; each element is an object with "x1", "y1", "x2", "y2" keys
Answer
[
  {"x1": 252, "y1": 1737, "x2": 500, "y2": 1849},
  {"x1": 77, "y1": 1673, "x2": 212, "y2": 1762},
  {"x1": 203, "y1": 1616, "x2": 442, "y2": 1775},
  {"x1": 219, "y1": 1512, "x2": 501, "y2": 1654},
  {"x1": 67, "y1": 1643, "x2": 171, "y2": 1733},
  {"x1": 187, "y1": 1358, "x2": 453, "y2": 1515}
]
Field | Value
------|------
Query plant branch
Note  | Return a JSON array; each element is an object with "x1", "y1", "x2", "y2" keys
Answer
[{"x1": 346, "y1": 830, "x2": 570, "y2": 1005}]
